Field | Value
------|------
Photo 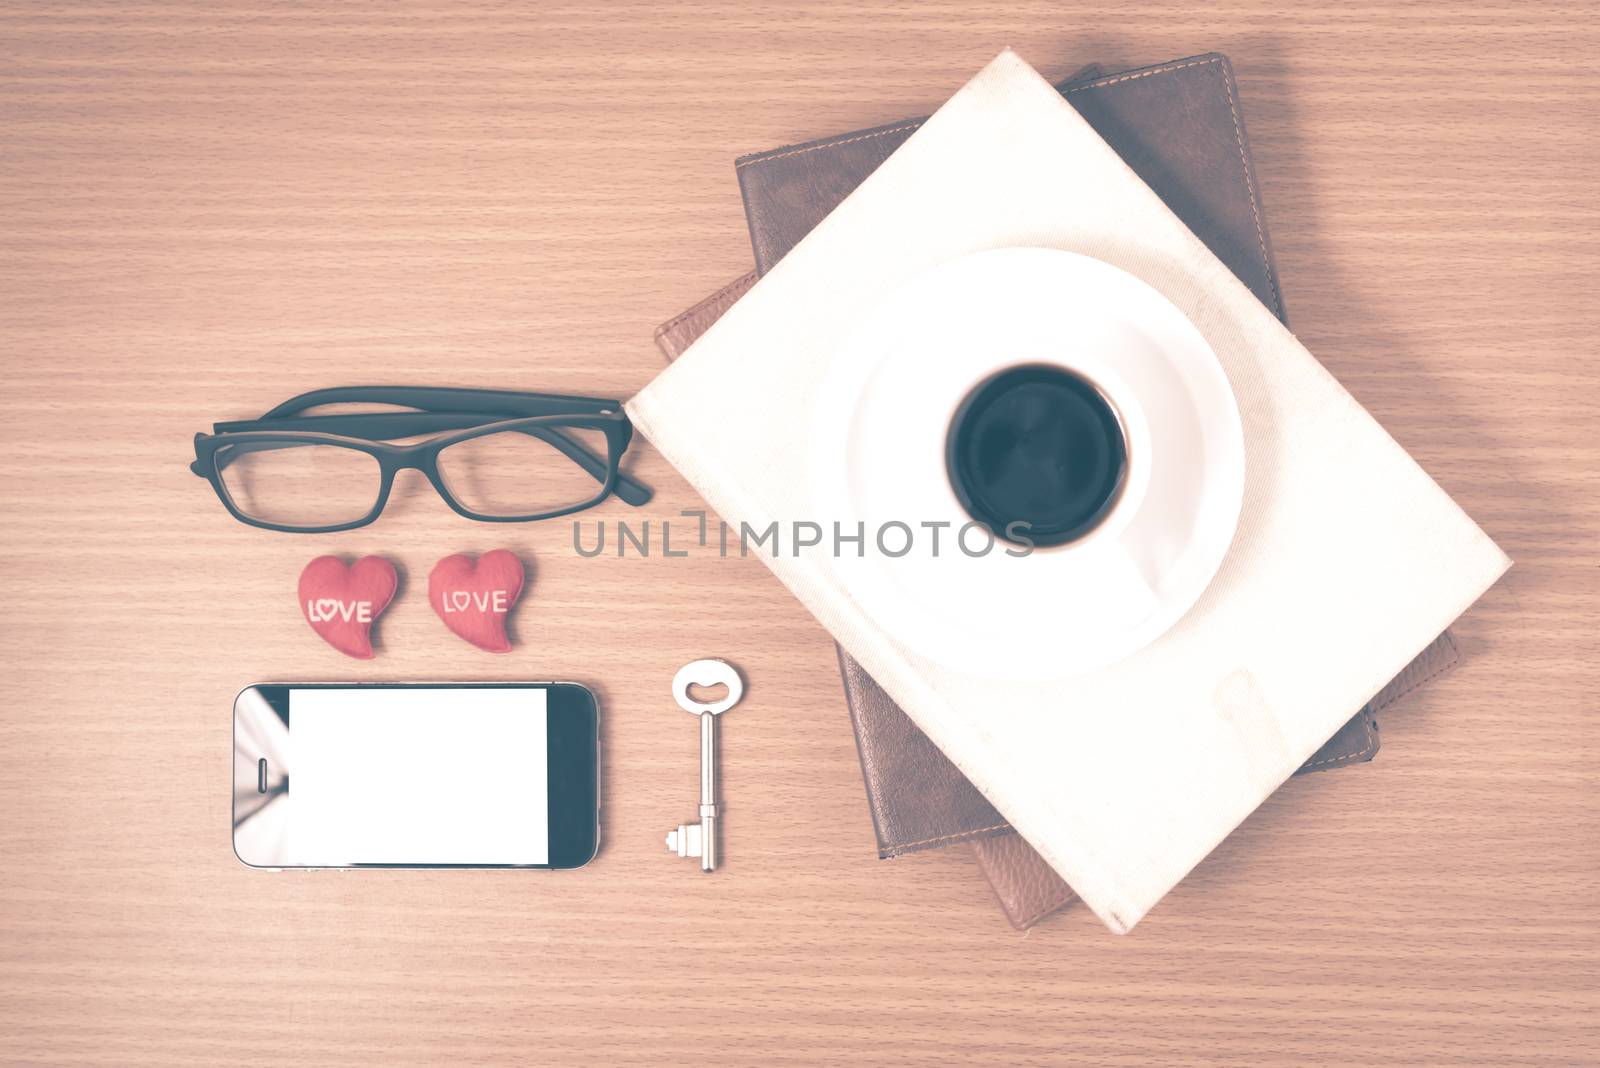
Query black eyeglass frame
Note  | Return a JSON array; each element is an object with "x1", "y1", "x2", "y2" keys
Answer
[{"x1": 190, "y1": 386, "x2": 652, "y2": 534}]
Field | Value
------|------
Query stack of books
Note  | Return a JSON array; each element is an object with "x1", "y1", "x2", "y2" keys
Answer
[{"x1": 635, "y1": 52, "x2": 1506, "y2": 932}]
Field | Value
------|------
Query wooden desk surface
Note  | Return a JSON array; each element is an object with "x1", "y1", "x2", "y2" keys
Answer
[{"x1": 3, "y1": 4, "x2": 1596, "y2": 1064}]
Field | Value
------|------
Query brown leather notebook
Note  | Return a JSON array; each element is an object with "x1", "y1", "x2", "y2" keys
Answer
[{"x1": 656, "y1": 53, "x2": 1458, "y2": 926}]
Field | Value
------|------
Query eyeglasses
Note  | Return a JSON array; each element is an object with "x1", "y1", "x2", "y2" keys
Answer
[{"x1": 190, "y1": 386, "x2": 652, "y2": 533}]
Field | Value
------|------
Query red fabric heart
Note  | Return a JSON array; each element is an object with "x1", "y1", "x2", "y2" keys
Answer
[
  {"x1": 298, "y1": 555, "x2": 397, "y2": 660},
  {"x1": 428, "y1": 550, "x2": 525, "y2": 653}
]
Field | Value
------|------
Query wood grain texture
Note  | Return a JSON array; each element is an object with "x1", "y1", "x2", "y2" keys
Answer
[{"x1": 1, "y1": 3, "x2": 1596, "y2": 1065}]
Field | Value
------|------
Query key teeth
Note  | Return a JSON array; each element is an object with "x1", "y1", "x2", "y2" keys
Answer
[{"x1": 665, "y1": 823, "x2": 703, "y2": 858}]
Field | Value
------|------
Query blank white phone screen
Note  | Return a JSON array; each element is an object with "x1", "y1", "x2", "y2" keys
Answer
[{"x1": 288, "y1": 687, "x2": 548, "y2": 865}]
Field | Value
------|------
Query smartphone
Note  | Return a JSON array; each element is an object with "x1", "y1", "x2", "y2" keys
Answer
[{"x1": 232, "y1": 682, "x2": 599, "y2": 869}]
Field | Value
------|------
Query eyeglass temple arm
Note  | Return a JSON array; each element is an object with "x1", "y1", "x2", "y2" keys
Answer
[
  {"x1": 525, "y1": 423, "x2": 651, "y2": 506},
  {"x1": 262, "y1": 385, "x2": 624, "y2": 420},
  {"x1": 194, "y1": 413, "x2": 652, "y2": 507}
]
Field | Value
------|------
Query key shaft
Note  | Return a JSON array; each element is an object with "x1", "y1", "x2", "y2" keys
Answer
[{"x1": 700, "y1": 711, "x2": 717, "y2": 872}]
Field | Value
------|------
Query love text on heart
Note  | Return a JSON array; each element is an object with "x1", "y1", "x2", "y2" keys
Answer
[
  {"x1": 441, "y1": 589, "x2": 510, "y2": 614},
  {"x1": 306, "y1": 598, "x2": 373, "y2": 623}
]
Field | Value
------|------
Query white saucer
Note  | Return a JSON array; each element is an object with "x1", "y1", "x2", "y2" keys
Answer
[{"x1": 808, "y1": 247, "x2": 1245, "y2": 679}]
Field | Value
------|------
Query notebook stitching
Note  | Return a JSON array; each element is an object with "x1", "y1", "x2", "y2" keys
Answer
[
  {"x1": 1213, "y1": 60, "x2": 1284, "y2": 318},
  {"x1": 1369, "y1": 634, "x2": 1461, "y2": 709},
  {"x1": 654, "y1": 271, "x2": 756, "y2": 338},
  {"x1": 1300, "y1": 637, "x2": 1461, "y2": 769},
  {"x1": 1300, "y1": 717, "x2": 1377, "y2": 770},
  {"x1": 656, "y1": 275, "x2": 749, "y2": 334},
  {"x1": 736, "y1": 121, "x2": 924, "y2": 169},
  {"x1": 889, "y1": 821, "x2": 1010, "y2": 852},
  {"x1": 1064, "y1": 56, "x2": 1217, "y2": 91}
]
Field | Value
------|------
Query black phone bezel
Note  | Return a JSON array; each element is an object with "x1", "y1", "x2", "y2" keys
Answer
[{"x1": 235, "y1": 681, "x2": 600, "y2": 870}]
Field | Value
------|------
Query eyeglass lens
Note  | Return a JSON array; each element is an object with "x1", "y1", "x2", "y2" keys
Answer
[
  {"x1": 216, "y1": 441, "x2": 384, "y2": 528},
  {"x1": 436, "y1": 424, "x2": 612, "y2": 518}
]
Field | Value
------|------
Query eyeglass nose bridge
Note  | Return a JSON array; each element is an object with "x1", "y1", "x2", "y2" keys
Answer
[{"x1": 376, "y1": 449, "x2": 459, "y2": 516}]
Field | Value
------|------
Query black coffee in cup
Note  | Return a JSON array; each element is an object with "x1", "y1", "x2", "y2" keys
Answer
[{"x1": 946, "y1": 363, "x2": 1128, "y2": 547}]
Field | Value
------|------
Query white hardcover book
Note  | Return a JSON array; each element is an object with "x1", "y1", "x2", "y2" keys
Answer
[{"x1": 625, "y1": 50, "x2": 1509, "y2": 932}]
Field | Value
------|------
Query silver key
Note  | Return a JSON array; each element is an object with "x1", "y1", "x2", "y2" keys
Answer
[{"x1": 664, "y1": 658, "x2": 743, "y2": 872}]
